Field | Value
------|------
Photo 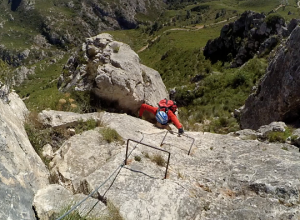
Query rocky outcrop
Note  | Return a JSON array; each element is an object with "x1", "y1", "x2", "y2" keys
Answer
[
  {"x1": 58, "y1": 33, "x2": 168, "y2": 116},
  {"x1": 16, "y1": 0, "x2": 164, "y2": 47},
  {"x1": 0, "y1": 92, "x2": 49, "y2": 219},
  {"x1": 0, "y1": 0, "x2": 165, "y2": 68},
  {"x1": 240, "y1": 26, "x2": 300, "y2": 130},
  {"x1": 203, "y1": 11, "x2": 298, "y2": 67},
  {"x1": 38, "y1": 110, "x2": 102, "y2": 128},
  {"x1": 34, "y1": 110, "x2": 300, "y2": 220}
]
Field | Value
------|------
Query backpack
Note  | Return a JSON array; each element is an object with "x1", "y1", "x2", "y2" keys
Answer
[{"x1": 157, "y1": 98, "x2": 177, "y2": 114}]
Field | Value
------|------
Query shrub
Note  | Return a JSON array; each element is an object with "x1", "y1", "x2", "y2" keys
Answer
[
  {"x1": 100, "y1": 127, "x2": 123, "y2": 143},
  {"x1": 24, "y1": 112, "x2": 50, "y2": 155},
  {"x1": 0, "y1": 60, "x2": 14, "y2": 89},
  {"x1": 230, "y1": 72, "x2": 246, "y2": 88},
  {"x1": 55, "y1": 209, "x2": 83, "y2": 220},
  {"x1": 267, "y1": 131, "x2": 286, "y2": 143},
  {"x1": 55, "y1": 200, "x2": 123, "y2": 220},
  {"x1": 266, "y1": 128, "x2": 293, "y2": 143},
  {"x1": 101, "y1": 201, "x2": 124, "y2": 220},
  {"x1": 265, "y1": 14, "x2": 285, "y2": 28},
  {"x1": 68, "y1": 90, "x2": 94, "y2": 113},
  {"x1": 151, "y1": 154, "x2": 166, "y2": 167},
  {"x1": 25, "y1": 112, "x2": 102, "y2": 167},
  {"x1": 75, "y1": 119, "x2": 99, "y2": 133},
  {"x1": 112, "y1": 44, "x2": 120, "y2": 53},
  {"x1": 134, "y1": 155, "x2": 142, "y2": 162}
]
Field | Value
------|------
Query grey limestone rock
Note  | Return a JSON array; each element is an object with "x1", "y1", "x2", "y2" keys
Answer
[
  {"x1": 58, "y1": 33, "x2": 168, "y2": 116},
  {"x1": 34, "y1": 110, "x2": 300, "y2": 220},
  {"x1": 0, "y1": 92, "x2": 49, "y2": 220},
  {"x1": 33, "y1": 184, "x2": 106, "y2": 220},
  {"x1": 240, "y1": 26, "x2": 300, "y2": 129}
]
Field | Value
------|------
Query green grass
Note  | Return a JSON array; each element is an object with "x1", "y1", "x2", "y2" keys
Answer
[
  {"x1": 24, "y1": 112, "x2": 102, "y2": 167},
  {"x1": 15, "y1": 54, "x2": 70, "y2": 112},
  {"x1": 151, "y1": 154, "x2": 166, "y2": 167},
  {"x1": 0, "y1": 18, "x2": 41, "y2": 50},
  {"x1": 100, "y1": 127, "x2": 123, "y2": 144},
  {"x1": 10, "y1": 0, "x2": 296, "y2": 135},
  {"x1": 105, "y1": 29, "x2": 150, "y2": 52},
  {"x1": 177, "y1": 57, "x2": 268, "y2": 133},
  {"x1": 0, "y1": 60, "x2": 14, "y2": 86},
  {"x1": 134, "y1": 155, "x2": 142, "y2": 162},
  {"x1": 75, "y1": 119, "x2": 101, "y2": 133},
  {"x1": 266, "y1": 127, "x2": 294, "y2": 143},
  {"x1": 55, "y1": 200, "x2": 124, "y2": 220},
  {"x1": 79, "y1": 0, "x2": 275, "y2": 133}
]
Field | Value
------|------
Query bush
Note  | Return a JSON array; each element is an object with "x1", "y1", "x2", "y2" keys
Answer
[
  {"x1": 266, "y1": 128, "x2": 293, "y2": 143},
  {"x1": 265, "y1": 14, "x2": 285, "y2": 28},
  {"x1": 56, "y1": 200, "x2": 123, "y2": 220},
  {"x1": 0, "y1": 60, "x2": 14, "y2": 89},
  {"x1": 100, "y1": 127, "x2": 123, "y2": 143},
  {"x1": 75, "y1": 119, "x2": 99, "y2": 133},
  {"x1": 267, "y1": 131, "x2": 286, "y2": 143},
  {"x1": 25, "y1": 112, "x2": 102, "y2": 167},
  {"x1": 134, "y1": 155, "x2": 142, "y2": 162},
  {"x1": 151, "y1": 154, "x2": 166, "y2": 167}
]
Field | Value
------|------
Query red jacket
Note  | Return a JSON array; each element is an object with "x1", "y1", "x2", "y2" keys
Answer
[{"x1": 139, "y1": 104, "x2": 182, "y2": 129}]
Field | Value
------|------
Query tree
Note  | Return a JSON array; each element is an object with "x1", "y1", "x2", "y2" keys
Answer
[{"x1": 186, "y1": 10, "x2": 191, "y2": 19}]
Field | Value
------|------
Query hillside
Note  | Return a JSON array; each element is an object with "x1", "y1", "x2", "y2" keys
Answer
[
  {"x1": 1, "y1": 0, "x2": 299, "y2": 134},
  {"x1": 0, "y1": 0, "x2": 165, "y2": 66},
  {"x1": 1, "y1": 0, "x2": 300, "y2": 219}
]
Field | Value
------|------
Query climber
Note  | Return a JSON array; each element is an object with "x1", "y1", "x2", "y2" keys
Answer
[{"x1": 139, "y1": 99, "x2": 184, "y2": 134}]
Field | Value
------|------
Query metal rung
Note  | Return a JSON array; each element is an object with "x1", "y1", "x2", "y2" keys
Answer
[
  {"x1": 125, "y1": 139, "x2": 171, "y2": 179},
  {"x1": 160, "y1": 131, "x2": 195, "y2": 155}
]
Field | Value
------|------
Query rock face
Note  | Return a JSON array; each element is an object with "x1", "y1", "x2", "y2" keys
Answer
[
  {"x1": 12, "y1": 0, "x2": 164, "y2": 46},
  {"x1": 0, "y1": 0, "x2": 165, "y2": 67},
  {"x1": 58, "y1": 33, "x2": 168, "y2": 116},
  {"x1": 0, "y1": 92, "x2": 49, "y2": 219},
  {"x1": 203, "y1": 11, "x2": 298, "y2": 67},
  {"x1": 240, "y1": 26, "x2": 300, "y2": 130},
  {"x1": 34, "y1": 110, "x2": 300, "y2": 220},
  {"x1": 33, "y1": 184, "x2": 106, "y2": 220}
]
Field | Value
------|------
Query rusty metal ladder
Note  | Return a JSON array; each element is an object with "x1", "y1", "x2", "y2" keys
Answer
[{"x1": 125, "y1": 131, "x2": 195, "y2": 179}]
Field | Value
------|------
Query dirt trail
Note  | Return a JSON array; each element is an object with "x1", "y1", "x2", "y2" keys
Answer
[
  {"x1": 274, "y1": 4, "x2": 284, "y2": 12},
  {"x1": 137, "y1": 1, "x2": 297, "y2": 53},
  {"x1": 137, "y1": 16, "x2": 236, "y2": 53}
]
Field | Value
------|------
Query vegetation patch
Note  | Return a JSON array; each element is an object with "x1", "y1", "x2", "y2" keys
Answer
[
  {"x1": 134, "y1": 155, "x2": 142, "y2": 162},
  {"x1": 151, "y1": 154, "x2": 166, "y2": 167},
  {"x1": 0, "y1": 60, "x2": 14, "y2": 90},
  {"x1": 24, "y1": 112, "x2": 101, "y2": 167},
  {"x1": 100, "y1": 127, "x2": 124, "y2": 144},
  {"x1": 266, "y1": 127, "x2": 293, "y2": 143},
  {"x1": 55, "y1": 200, "x2": 124, "y2": 220},
  {"x1": 10, "y1": 0, "x2": 295, "y2": 135}
]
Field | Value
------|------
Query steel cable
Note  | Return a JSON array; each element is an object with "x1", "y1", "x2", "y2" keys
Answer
[{"x1": 56, "y1": 132, "x2": 144, "y2": 220}]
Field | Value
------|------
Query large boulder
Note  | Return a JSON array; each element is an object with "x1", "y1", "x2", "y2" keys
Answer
[
  {"x1": 58, "y1": 33, "x2": 168, "y2": 116},
  {"x1": 240, "y1": 26, "x2": 300, "y2": 130},
  {"x1": 34, "y1": 110, "x2": 300, "y2": 220},
  {"x1": 0, "y1": 92, "x2": 49, "y2": 219}
]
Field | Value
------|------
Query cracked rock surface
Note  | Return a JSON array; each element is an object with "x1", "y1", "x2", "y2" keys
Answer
[
  {"x1": 34, "y1": 110, "x2": 300, "y2": 220},
  {"x1": 240, "y1": 26, "x2": 300, "y2": 129},
  {"x1": 0, "y1": 93, "x2": 49, "y2": 220}
]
